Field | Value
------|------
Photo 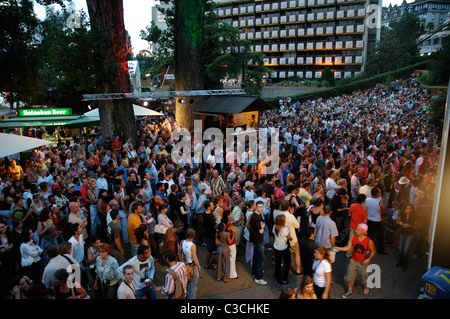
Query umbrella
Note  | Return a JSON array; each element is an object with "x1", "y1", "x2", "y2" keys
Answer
[
  {"x1": 0, "y1": 133, "x2": 53, "y2": 158},
  {"x1": 84, "y1": 105, "x2": 163, "y2": 117}
]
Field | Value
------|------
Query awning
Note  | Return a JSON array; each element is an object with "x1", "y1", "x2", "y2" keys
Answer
[
  {"x1": 195, "y1": 96, "x2": 272, "y2": 114},
  {"x1": 0, "y1": 133, "x2": 53, "y2": 158},
  {"x1": 65, "y1": 116, "x2": 100, "y2": 128},
  {"x1": 0, "y1": 115, "x2": 80, "y2": 128}
]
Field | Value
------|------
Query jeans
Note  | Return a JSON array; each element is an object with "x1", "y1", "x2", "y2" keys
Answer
[
  {"x1": 397, "y1": 233, "x2": 413, "y2": 268},
  {"x1": 90, "y1": 205, "x2": 100, "y2": 236},
  {"x1": 251, "y1": 243, "x2": 265, "y2": 280},
  {"x1": 187, "y1": 267, "x2": 199, "y2": 299},
  {"x1": 119, "y1": 209, "x2": 129, "y2": 243},
  {"x1": 136, "y1": 283, "x2": 157, "y2": 299}
]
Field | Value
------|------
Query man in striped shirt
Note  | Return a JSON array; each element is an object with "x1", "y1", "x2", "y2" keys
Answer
[{"x1": 160, "y1": 249, "x2": 187, "y2": 299}]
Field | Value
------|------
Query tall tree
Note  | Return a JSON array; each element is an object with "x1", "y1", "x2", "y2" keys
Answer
[
  {"x1": 142, "y1": 0, "x2": 268, "y2": 125},
  {"x1": 173, "y1": 0, "x2": 205, "y2": 130},
  {"x1": 85, "y1": 0, "x2": 137, "y2": 144},
  {"x1": 0, "y1": 0, "x2": 41, "y2": 108}
]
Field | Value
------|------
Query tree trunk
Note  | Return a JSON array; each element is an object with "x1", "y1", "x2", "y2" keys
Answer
[
  {"x1": 174, "y1": 0, "x2": 205, "y2": 130},
  {"x1": 86, "y1": 0, "x2": 137, "y2": 145}
]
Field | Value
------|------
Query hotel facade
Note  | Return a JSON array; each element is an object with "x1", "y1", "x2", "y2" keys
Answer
[{"x1": 213, "y1": 0, "x2": 382, "y2": 82}]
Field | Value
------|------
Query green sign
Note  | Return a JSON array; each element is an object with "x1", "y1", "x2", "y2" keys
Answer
[{"x1": 18, "y1": 108, "x2": 72, "y2": 117}]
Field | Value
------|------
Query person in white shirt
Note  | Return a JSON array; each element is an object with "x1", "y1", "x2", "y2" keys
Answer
[
  {"x1": 280, "y1": 200, "x2": 302, "y2": 277},
  {"x1": 244, "y1": 181, "x2": 256, "y2": 201},
  {"x1": 96, "y1": 171, "x2": 108, "y2": 191},
  {"x1": 325, "y1": 170, "x2": 339, "y2": 204},
  {"x1": 117, "y1": 265, "x2": 137, "y2": 299},
  {"x1": 350, "y1": 170, "x2": 361, "y2": 200},
  {"x1": 273, "y1": 214, "x2": 291, "y2": 284},
  {"x1": 68, "y1": 223, "x2": 85, "y2": 265}
]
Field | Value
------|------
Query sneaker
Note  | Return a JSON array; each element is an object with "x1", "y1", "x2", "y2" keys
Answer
[
  {"x1": 255, "y1": 279, "x2": 268, "y2": 285},
  {"x1": 364, "y1": 286, "x2": 369, "y2": 295},
  {"x1": 342, "y1": 290, "x2": 353, "y2": 298}
]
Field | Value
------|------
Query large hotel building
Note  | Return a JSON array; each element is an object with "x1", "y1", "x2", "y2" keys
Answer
[{"x1": 212, "y1": 0, "x2": 381, "y2": 82}]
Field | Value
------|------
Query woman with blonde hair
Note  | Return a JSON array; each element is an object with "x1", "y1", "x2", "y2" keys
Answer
[
  {"x1": 273, "y1": 214, "x2": 291, "y2": 285},
  {"x1": 181, "y1": 228, "x2": 201, "y2": 299},
  {"x1": 313, "y1": 184, "x2": 325, "y2": 202}
]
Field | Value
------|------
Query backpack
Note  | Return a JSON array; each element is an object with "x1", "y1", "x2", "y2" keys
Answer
[
  {"x1": 167, "y1": 266, "x2": 186, "y2": 299},
  {"x1": 289, "y1": 194, "x2": 306, "y2": 218}
]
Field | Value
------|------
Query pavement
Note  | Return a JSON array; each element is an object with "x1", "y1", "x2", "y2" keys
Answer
[{"x1": 152, "y1": 235, "x2": 429, "y2": 300}]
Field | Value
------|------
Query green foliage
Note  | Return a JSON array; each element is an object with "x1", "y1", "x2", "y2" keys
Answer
[
  {"x1": 141, "y1": 0, "x2": 268, "y2": 94},
  {"x1": 35, "y1": 8, "x2": 95, "y2": 112},
  {"x1": 140, "y1": 3, "x2": 174, "y2": 77},
  {"x1": 0, "y1": 0, "x2": 41, "y2": 107},
  {"x1": 135, "y1": 53, "x2": 155, "y2": 78},
  {"x1": 321, "y1": 67, "x2": 335, "y2": 86},
  {"x1": 429, "y1": 94, "x2": 447, "y2": 132},
  {"x1": 426, "y1": 36, "x2": 450, "y2": 86},
  {"x1": 365, "y1": 12, "x2": 423, "y2": 77}
]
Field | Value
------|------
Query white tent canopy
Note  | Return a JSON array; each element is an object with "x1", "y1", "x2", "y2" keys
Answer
[
  {"x1": 0, "y1": 105, "x2": 16, "y2": 117},
  {"x1": 0, "y1": 133, "x2": 53, "y2": 158},
  {"x1": 84, "y1": 105, "x2": 163, "y2": 117}
]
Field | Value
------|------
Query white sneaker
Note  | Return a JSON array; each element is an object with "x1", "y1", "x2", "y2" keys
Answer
[{"x1": 255, "y1": 279, "x2": 268, "y2": 285}]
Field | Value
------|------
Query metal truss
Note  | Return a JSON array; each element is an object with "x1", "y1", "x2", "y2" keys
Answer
[{"x1": 82, "y1": 89, "x2": 246, "y2": 101}]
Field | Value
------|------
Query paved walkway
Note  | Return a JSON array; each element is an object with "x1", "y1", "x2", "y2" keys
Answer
[{"x1": 153, "y1": 237, "x2": 429, "y2": 299}]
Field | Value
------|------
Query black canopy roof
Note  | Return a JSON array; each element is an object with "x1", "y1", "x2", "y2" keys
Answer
[{"x1": 194, "y1": 96, "x2": 271, "y2": 114}]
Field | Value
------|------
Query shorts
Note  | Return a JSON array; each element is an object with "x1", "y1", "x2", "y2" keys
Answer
[
  {"x1": 345, "y1": 258, "x2": 368, "y2": 285},
  {"x1": 205, "y1": 237, "x2": 217, "y2": 253},
  {"x1": 289, "y1": 240, "x2": 299, "y2": 253}
]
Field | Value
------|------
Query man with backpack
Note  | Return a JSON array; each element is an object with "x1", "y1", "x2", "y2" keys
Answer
[{"x1": 159, "y1": 249, "x2": 187, "y2": 299}]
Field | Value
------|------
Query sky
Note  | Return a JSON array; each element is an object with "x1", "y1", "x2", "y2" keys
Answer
[{"x1": 33, "y1": 0, "x2": 409, "y2": 55}]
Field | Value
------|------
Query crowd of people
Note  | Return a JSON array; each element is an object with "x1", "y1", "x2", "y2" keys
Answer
[{"x1": 0, "y1": 72, "x2": 441, "y2": 299}]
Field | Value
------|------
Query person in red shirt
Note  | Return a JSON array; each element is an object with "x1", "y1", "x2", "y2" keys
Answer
[
  {"x1": 79, "y1": 177, "x2": 90, "y2": 207},
  {"x1": 346, "y1": 194, "x2": 368, "y2": 258},
  {"x1": 111, "y1": 136, "x2": 123, "y2": 156},
  {"x1": 334, "y1": 223, "x2": 376, "y2": 298}
]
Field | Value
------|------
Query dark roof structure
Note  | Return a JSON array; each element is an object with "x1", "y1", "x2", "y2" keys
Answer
[{"x1": 194, "y1": 96, "x2": 272, "y2": 114}]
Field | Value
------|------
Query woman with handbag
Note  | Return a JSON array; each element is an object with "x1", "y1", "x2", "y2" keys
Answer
[
  {"x1": 94, "y1": 243, "x2": 120, "y2": 299},
  {"x1": 19, "y1": 227, "x2": 43, "y2": 281},
  {"x1": 180, "y1": 228, "x2": 201, "y2": 299},
  {"x1": 156, "y1": 204, "x2": 173, "y2": 232}
]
